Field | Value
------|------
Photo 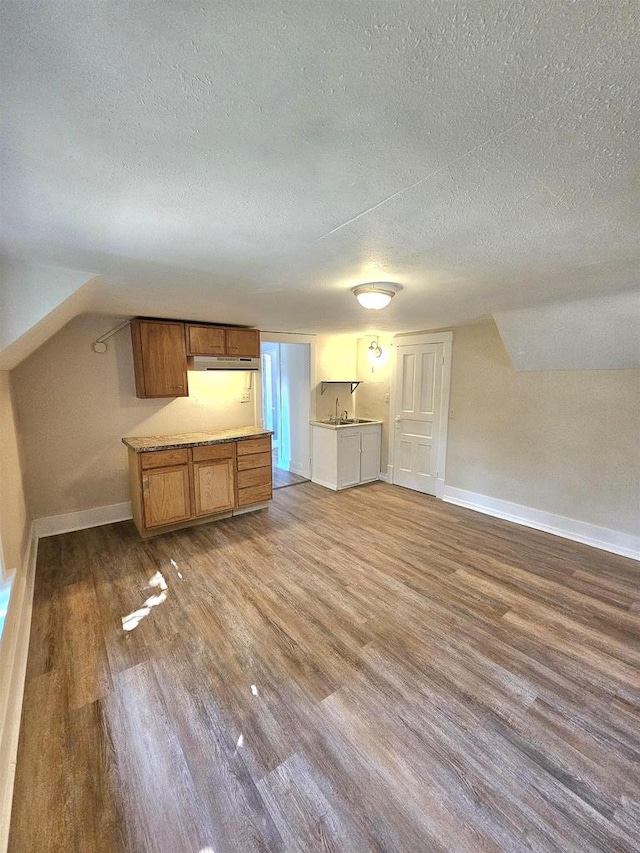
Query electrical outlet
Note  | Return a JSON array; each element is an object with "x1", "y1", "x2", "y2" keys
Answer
[
  {"x1": 240, "y1": 390, "x2": 251, "y2": 403},
  {"x1": 449, "y1": 408, "x2": 455, "y2": 419},
  {"x1": 385, "y1": 393, "x2": 390, "y2": 403}
]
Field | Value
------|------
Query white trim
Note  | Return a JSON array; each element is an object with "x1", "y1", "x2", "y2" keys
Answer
[
  {"x1": 32, "y1": 501, "x2": 132, "y2": 538},
  {"x1": 288, "y1": 460, "x2": 308, "y2": 477},
  {"x1": 258, "y1": 334, "x2": 318, "y2": 422},
  {"x1": 377, "y1": 471, "x2": 389, "y2": 483},
  {"x1": 393, "y1": 330, "x2": 453, "y2": 346},
  {"x1": 0, "y1": 528, "x2": 37, "y2": 852},
  {"x1": 442, "y1": 486, "x2": 640, "y2": 561},
  {"x1": 310, "y1": 477, "x2": 339, "y2": 491}
]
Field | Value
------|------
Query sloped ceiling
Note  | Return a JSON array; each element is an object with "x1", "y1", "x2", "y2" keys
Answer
[
  {"x1": 494, "y1": 290, "x2": 640, "y2": 371},
  {"x1": 1, "y1": 1, "x2": 638, "y2": 355}
]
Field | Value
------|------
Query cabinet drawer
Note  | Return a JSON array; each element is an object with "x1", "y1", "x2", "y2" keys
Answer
[
  {"x1": 237, "y1": 436, "x2": 271, "y2": 456},
  {"x1": 237, "y1": 483, "x2": 273, "y2": 506},
  {"x1": 237, "y1": 466, "x2": 272, "y2": 489},
  {"x1": 140, "y1": 448, "x2": 189, "y2": 469},
  {"x1": 237, "y1": 451, "x2": 272, "y2": 471},
  {"x1": 191, "y1": 442, "x2": 236, "y2": 462}
]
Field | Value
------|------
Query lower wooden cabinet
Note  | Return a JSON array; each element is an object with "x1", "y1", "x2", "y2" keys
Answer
[
  {"x1": 192, "y1": 443, "x2": 235, "y2": 516},
  {"x1": 128, "y1": 435, "x2": 272, "y2": 537}
]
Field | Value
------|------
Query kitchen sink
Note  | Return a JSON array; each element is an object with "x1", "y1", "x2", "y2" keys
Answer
[{"x1": 318, "y1": 417, "x2": 377, "y2": 425}]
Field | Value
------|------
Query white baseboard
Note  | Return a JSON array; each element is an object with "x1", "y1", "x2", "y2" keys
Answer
[
  {"x1": 378, "y1": 471, "x2": 389, "y2": 483},
  {"x1": 288, "y1": 460, "x2": 310, "y2": 478},
  {"x1": 32, "y1": 501, "x2": 132, "y2": 538},
  {"x1": 0, "y1": 528, "x2": 37, "y2": 852},
  {"x1": 310, "y1": 477, "x2": 339, "y2": 491},
  {"x1": 442, "y1": 486, "x2": 640, "y2": 561}
]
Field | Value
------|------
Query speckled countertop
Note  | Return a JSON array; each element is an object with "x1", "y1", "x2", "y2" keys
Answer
[{"x1": 122, "y1": 426, "x2": 272, "y2": 453}]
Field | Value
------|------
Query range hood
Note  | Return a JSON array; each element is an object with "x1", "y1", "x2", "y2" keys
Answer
[{"x1": 189, "y1": 355, "x2": 261, "y2": 371}]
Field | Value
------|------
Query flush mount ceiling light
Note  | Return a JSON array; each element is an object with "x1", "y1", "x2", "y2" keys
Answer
[{"x1": 351, "y1": 282, "x2": 402, "y2": 310}]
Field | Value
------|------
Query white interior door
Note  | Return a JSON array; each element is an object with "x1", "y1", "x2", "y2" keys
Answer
[{"x1": 391, "y1": 335, "x2": 451, "y2": 496}]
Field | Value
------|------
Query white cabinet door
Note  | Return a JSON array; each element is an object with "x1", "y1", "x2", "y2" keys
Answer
[
  {"x1": 338, "y1": 430, "x2": 362, "y2": 489},
  {"x1": 360, "y1": 427, "x2": 381, "y2": 483}
]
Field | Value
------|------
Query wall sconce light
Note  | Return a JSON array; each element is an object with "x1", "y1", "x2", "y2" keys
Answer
[
  {"x1": 351, "y1": 282, "x2": 402, "y2": 310},
  {"x1": 368, "y1": 339, "x2": 382, "y2": 359}
]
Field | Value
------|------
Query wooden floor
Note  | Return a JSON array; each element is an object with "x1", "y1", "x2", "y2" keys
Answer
[
  {"x1": 272, "y1": 467, "x2": 309, "y2": 489},
  {"x1": 9, "y1": 482, "x2": 640, "y2": 852},
  {"x1": 272, "y1": 451, "x2": 309, "y2": 489}
]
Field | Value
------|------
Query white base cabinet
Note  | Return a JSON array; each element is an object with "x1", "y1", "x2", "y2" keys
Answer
[{"x1": 311, "y1": 423, "x2": 382, "y2": 490}]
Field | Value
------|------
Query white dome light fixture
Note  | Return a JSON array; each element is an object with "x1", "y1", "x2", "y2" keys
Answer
[{"x1": 351, "y1": 282, "x2": 402, "y2": 310}]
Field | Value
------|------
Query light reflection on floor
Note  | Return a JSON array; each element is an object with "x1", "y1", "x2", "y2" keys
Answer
[
  {"x1": 121, "y1": 569, "x2": 169, "y2": 631},
  {"x1": 119, "y1": 562, "x2": 266, "y2": 849}
]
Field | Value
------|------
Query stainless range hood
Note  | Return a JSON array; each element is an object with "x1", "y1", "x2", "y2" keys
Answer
[{"x1": 189, "y1": 355, "x2": 260, "y2": 371}]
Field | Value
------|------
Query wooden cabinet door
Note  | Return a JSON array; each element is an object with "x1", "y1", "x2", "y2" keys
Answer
[
  {"x1": 225, "y1": 328, "x2": 260, "y2": 357},
  {"x1": 185, "y1": 324, "x2": 226, "y2": 356},
  {"x1": 193, "y1": 458, "x2": 235, "y2": 516},
  {"x1": 142, "y1": 465, "x2": 191, "y2": 528},
  {"x1": 132, "y1": 320, "x2": 188, "y2": 398}
]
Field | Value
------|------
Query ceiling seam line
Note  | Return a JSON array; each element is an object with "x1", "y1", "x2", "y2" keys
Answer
[{"x1": 313, "y1": 93, "x2": 575, "y2": 243}]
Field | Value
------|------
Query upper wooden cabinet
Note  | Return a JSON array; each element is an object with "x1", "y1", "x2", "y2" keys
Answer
[
  {"x1": 225, "y1": 328, "x2": 260, "y2": 357},
  {"x1": 132, "y1": 318, "x2": 261, "y2": 398},
  {"x1": 185, "y1": 324, "x2": 226, "y2": 356},
  {"x1": 186, "y1": 324, "x2": 260, "y2": 358},
  {"x1": 131, "y1": 319, "x2": 188, "y2": 398}
]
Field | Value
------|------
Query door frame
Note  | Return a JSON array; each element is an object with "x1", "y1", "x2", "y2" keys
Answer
[
  {"x1": 388, "y1": 331, "x2": 453, "y2": 498},
  {"x1": 255, "y1": 332, "x2": 317, "y2": 478}
]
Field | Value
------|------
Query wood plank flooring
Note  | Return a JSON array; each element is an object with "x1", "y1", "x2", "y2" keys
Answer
[
  {"x1": 271, "y1": 452, "x2": 309, "y2": 489},
  {"x1": 272, "y1": 468, "x2": 309, "y2": 489},
  {"x1": 9, "y1": 481, "x2": 640, "y2": 852}
]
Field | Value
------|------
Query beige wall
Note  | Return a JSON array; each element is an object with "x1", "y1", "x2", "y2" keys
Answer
[
  {"x1": 356, "y1": 336, "x2": 393, "y2": 472},
  {"x1": 12, "y1": 315, "x2": 256, "y2": 520},
  {"x1": 314, "y1": 334, "x2": 358, "y2": 421},
  {"x1": 0, "y1": 372, "x2": 28, "y2": 576},
  {"x1": 446, "y1": 320, "x2": 640, "y2": 536}
]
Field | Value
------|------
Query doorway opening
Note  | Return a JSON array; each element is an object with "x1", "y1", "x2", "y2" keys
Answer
[{"x1": 261, "y1": 341, "x2": 311, "y2": 489}]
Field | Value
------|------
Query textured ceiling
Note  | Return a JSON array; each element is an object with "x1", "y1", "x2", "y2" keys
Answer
[{"x1": 1, "y1": 0, "x2": 638, "y2": 336}]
